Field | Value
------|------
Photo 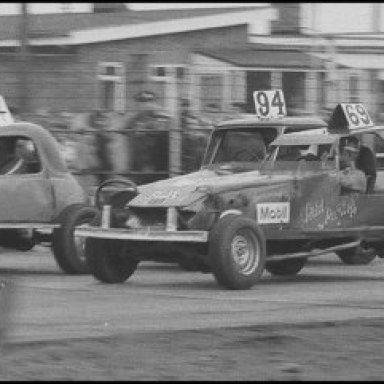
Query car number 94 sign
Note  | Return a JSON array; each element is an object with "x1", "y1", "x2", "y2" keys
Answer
[
  {"x1": 253, "y1": 90, "x2": 286, "y2": 119},
  {"x1": 340, "y1": 103, "x2": 373, "y2": 129}
]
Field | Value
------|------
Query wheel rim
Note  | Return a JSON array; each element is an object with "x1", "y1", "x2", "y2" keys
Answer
[{"x1": 230, "y1": 229, "x2": 260, "y2": 276}]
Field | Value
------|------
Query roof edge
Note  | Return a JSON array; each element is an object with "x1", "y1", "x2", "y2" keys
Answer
[{"x1": 0, "y1": 8, "x2": 272, "y2": 47}]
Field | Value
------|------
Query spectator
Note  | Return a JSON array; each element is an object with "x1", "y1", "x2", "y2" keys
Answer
[
  {"x1": 107, "y1": 111, "x2": 130, "y2": 177},
  {"x1": 91, "y1": 110, "x2": 113, "y2": 183},
  {"x1": 123, "y1": 91, "x2": 169, "y2": 184},
  {"x1": 74, "y1": 112, "x2": 100, "y2": 190}
]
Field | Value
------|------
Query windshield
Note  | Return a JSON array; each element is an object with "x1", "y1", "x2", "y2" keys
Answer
[
  {"x1": 261, "y1": 143, "x2": 336, "y2": 174},
  {"x1": 202, "y1": 127, "x2": 278, "y2": 173}
]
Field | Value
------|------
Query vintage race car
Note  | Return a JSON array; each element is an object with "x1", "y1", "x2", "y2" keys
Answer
[
  {"x1": 78, "y1": 90, "x2": 384, "y2": 289},
  {"x1": 0, "y1": 121, "x2": 97, "y2": 274},
  {"x1": 76, "y1": 92, "x2": 384, "y2": 289}
]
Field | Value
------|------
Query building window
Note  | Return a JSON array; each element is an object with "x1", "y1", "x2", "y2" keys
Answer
[
  {"x1": 246, "y1": 71, "x2": 271, "y2": 113},
  {"x1": 97, "y1": 62, "x2": 125, "y2": 112},
  {"x1": 149, "y1": 65, "x2": 186, "y2": 81},
  {"x1": 318, "y1": 72, "x2": 326, "y2": 110},
  {"x1": 200, "y1": 75, "x2": 223, "y2": 112},
  {"x1": 349, "y1": 75, "x2": 359, "y2": 103},
  {"x1": 373, "y1": 131, "x2": 384, "y2": 169},
  {"x1": 379, "y1": 80, "x2": 384, "y2": 116},
  {"x1": 282, "y1": 72, "x2": 305, "y2": 115}
]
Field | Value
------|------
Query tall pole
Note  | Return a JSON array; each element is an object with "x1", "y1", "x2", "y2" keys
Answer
[
  {"x1": 304, "y1": 3, "x2": 318, "y2": 115},
  {"x1": 19, "y1": 2, "x2": 29, "y2": 114},
  {"x1": 166, "y1": 68, "x2": 181, "y2": 177}
]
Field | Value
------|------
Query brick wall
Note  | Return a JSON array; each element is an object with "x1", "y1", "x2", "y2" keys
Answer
[{"x1": 0, "y1": 24, "x2": 247, "y2": 114}]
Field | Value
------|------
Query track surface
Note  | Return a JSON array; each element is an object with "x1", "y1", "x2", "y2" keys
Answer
[{"x1": 1, "y1": 246, "x2": 384, "y2": 344}]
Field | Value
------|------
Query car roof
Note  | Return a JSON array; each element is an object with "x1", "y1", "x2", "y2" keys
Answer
[
  {"x1": 271, "y1": 132, "x2": 338, "y2": 146},
  {"x1": 216, "y1": 115, "x2": 327, "y2": 130},
  {"x1": 0, "y1": 121, "x2": 53, "y2": 137},
  {"x1": 0, "y1": 121, "x2": 68, "y2": 173}
]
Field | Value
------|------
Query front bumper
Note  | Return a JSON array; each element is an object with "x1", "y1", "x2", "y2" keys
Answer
[{"x1": 74, "y1": 226, "x2": 209, "y2": 243}]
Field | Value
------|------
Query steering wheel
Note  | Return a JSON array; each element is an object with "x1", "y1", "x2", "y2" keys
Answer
[{"x1": 94, "y1": 178, "x2": 138, "y2": 208}]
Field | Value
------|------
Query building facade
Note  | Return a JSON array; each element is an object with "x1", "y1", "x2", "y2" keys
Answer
[{"x1": 0, "y1": 3, "x2": 381, "y2": 122}]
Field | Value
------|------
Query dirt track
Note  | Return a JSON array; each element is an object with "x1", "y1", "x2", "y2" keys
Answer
[
  {"x1": 1, "y1": 319, "x2": 384, "y2": 380},
  {"x1": 0, "y1": 247, "x2": 384, "y2": 380}
]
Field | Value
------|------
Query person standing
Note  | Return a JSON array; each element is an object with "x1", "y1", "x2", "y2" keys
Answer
[{"x1": 92, "y1": 110, "x2": 112, "y2": 184}]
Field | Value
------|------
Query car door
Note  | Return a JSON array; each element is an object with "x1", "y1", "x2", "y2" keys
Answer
[{"x1": 0, "y1": 135, "x2": 53, "y2": 222}]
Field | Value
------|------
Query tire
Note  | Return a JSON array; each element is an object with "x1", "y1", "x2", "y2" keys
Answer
[
  {"x1": 86, "y1": 238, "x2": 138, "y2": 283},
  {"x1": 209, "y1": 214, "x2": 266, "y2": 290},
  {"x1": 336, "y1": 246, "x2": 376, "y2": 265},
  {"x1": 265, "y1": 258, "x2": 306, "y2": 276},
  {"x1": 52, "y1": 204, "x2": 98, "y2": 274}
]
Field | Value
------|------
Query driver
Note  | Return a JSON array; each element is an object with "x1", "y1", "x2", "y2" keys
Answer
[
  {"x1": 0, "y1": 137, "x2": 26, "y2": 175},
  {"x1": 355, "y1": 142, "x2": 377, "y2": 194},
  {"x1": 339, "y1": 138, "x2": 366, "y2": 194}
]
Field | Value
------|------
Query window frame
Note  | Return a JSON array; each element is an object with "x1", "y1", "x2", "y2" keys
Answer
[
  {"x1": 97, "y1": 62, "x2": 126, "y2": 112},
  {"x1": 0, "y1": 135, "x2": 43, "y2": 176}
]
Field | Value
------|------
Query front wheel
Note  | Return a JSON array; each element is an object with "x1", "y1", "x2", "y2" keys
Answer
[
  {"x1": 52, "y1": 204, "x2": 98, "y2": 274},
  {"x1": 336, "y1": 246, "x2": 376, "y2": 265},
  {"x1": 86, "y1": 238, "x2": 139, "y2": 283},
  {"x1": 209, "y1": 215, "x2": 266, "y2": 290},
  {"x1": 265, "y1": 257, "x2": 306, "y2": 276}
]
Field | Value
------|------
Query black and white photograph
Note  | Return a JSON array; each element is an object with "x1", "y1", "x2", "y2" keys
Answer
[{"x1": 0, "y1": 1, "x2": 384, "y2": 380}]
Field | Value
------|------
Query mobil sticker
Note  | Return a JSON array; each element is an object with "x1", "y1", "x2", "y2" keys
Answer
[{"x1": 256, "y1": 202, "x2": 290, "y2": 224}]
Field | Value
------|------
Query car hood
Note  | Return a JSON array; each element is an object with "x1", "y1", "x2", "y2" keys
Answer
[{"x1": 128, "y1": 168, "x2": 294, "y2": 208}]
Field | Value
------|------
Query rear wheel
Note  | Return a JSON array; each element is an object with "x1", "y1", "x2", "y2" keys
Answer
[
  {"x1": 86, "y1": 238, "x2": 139, "y2": 283},
  {"x1": 265, "y1": 258, "x2": 306, "y2": 276},
  {"x1": 209, "y1": 215, "x2": 266, "y2": 290},
  {"x1": 336, "y1": 245, "x2": 376, "y2": 265}
]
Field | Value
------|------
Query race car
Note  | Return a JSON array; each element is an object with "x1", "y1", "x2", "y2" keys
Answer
[
  {"x1": 0, "y1": 121, "x2": 97, "y2": 274},
  {"x1": 75, "y1": 91, "x2": 384, "y2": 289}
]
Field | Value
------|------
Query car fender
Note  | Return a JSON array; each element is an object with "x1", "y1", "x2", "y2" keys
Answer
[{"x1": 219, "y1": 209, "x2": 242, "y2": 219}]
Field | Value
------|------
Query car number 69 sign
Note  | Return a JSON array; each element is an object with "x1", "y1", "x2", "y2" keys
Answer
[
  {"x1": 253, "y1": 89, "x2": 286, "y2": 119},
  {"x1": 340, "y1": 103, "x2": 373, "y2": 129}
]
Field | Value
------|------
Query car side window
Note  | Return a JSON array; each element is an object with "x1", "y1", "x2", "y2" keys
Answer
[{"x1": 0, "y1": 136, "x2": 42, "y2": 175}]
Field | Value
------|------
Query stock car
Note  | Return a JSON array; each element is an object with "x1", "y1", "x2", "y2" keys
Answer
[
  {"x1": 75, "y1": 91, "x2": 384, "y2": 290},
  {"x1": 0, "y1": 121, "x2": 97, "y2": 274}
]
